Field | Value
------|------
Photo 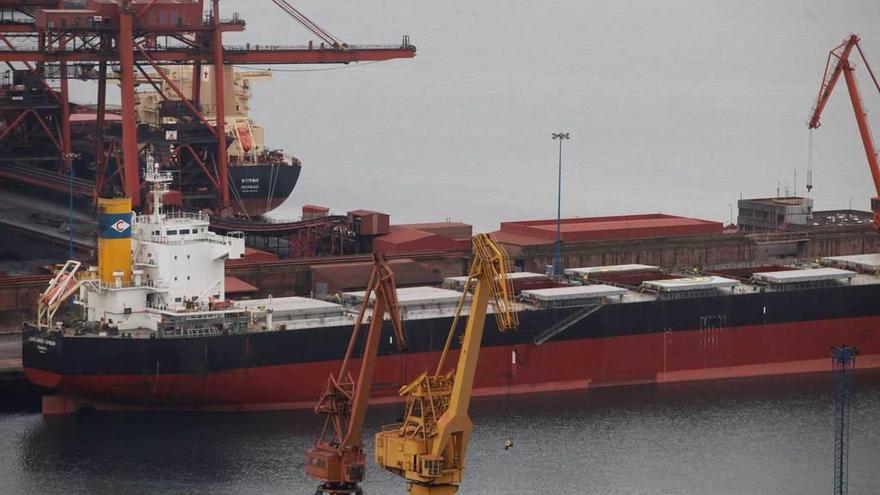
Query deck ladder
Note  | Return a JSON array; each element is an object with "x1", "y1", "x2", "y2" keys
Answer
[{"x1": 533, "y1": 303, "x2": 603, "y2": 346}]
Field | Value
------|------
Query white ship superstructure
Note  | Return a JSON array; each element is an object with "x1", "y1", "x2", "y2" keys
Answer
[{"x1": 68, "y1": 156, "x2": 246, "y2": 335}]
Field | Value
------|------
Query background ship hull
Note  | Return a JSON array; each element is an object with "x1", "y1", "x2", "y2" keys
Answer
[
  {"x1": 24, "y1": 284, "x2": 880, "y2": 414},
  {"x1": 227, "y1": 163, "x2": 301, "y2": 217}
]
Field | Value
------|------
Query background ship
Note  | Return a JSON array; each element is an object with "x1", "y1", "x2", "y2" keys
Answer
[
  {"x1": 130, "y1": 65, "x2": 301, "y2": 217},
  {"x1": 0, "y1": 66, "x2": 300, "y2": 218},
  {"x1": 0, "y1": 0, "x2": 414, "y2": 222}
]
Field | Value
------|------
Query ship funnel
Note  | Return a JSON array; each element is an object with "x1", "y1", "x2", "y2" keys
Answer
[{"x1": 98, "y1": 197, "x2": 133, "y2": 285}]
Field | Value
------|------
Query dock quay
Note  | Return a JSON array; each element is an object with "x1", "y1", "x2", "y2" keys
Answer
[{"x1": 0, "y1": 332, "x2": 37, "y2": 400}]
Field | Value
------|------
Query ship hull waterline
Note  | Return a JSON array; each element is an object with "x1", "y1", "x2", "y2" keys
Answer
[{"x1": 24, "y1": 310, "x2": 880, "y2": 415}]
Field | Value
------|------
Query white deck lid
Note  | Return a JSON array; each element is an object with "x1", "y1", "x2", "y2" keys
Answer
[
  {"x1": 236, "y1": 296, "x2": 343, "y2": 318},
  {"x1": 641, "y1": 276, "x2": 738, "y2": 292},
  {"x1": 521, "y1": 284, "x2": 626, "y2": 301},
  {"x1": 564, "y1": 264, "x2": 659, "y2": 276},
  {"x1": 752, "y1": 267, "x2": 855, "y2": 284},
  {"x1": 344, "y1": 286, "x2": 466, "y2": 307},
  {"x1": 821, "y1": 253, "x2": 880, "y2": 272},
  {"x1": 444, "y1": 271, "x2": 548, "y2": 284}
]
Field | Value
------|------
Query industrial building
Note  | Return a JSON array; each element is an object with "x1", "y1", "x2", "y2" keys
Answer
[{"x1": 737, "y1": 197, "x2": 814, "y2": 232}]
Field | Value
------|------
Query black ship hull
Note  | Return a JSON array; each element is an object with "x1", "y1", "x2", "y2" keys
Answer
[
  {"x1": 22, "y1": 281, "x2": 880, "y2": 414},
  {"x1": 227, "y1": 162, "x2": 301, "y2": 217}
]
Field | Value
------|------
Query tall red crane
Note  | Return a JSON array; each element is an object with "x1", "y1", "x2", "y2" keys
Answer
[
  {"x1": 305, "y1": 252, "x2": 407, "y2": 495},
  {"x1": 808, "y1": 34, "x2": 880, "y2": 229},
  {"x1": 0, "y1": 0, "x2": 415, "y2": 210}
]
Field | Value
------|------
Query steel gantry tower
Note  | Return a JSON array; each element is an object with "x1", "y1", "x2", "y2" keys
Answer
[{"x1": 0, "y1": 0, "x2": 415, "y2": 211}]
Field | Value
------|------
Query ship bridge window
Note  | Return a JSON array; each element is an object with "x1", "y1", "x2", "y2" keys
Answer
[
  {"x1": 167, "y1": 230, "x2": 178, "y2": 235},
  {"x1": 153, "y1": 230, "x2": 160, "y2": 236},
  {"x1": 179, "y1": 229, "x2": 190, "y2": 235}
]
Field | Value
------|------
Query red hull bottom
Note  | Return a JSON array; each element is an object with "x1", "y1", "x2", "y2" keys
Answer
[
  {"x1": 38, "y1": 353, "x2": 880, "y2": 415},
  {"x1": 30, "y1": 316, "x2": 880, "y2": 415}
]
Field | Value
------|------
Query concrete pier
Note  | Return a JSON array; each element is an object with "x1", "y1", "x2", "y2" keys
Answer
[{"x1": 0, "y1": 332, "x2": 34, "y2": 397}]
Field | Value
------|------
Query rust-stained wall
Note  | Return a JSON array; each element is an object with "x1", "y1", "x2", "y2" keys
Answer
[
  {"x1": 225, "y1": 264, "x2": 312, "y2": 298},
  {"x1": 226, "y1": 254, "x2": 467, "y2": 298},
  {"x1": 516, "y1": 234, "x2": 755, "y2": 273},
  {"x1": 512, "y1": 227, "x2": 880, "y2": 273}
]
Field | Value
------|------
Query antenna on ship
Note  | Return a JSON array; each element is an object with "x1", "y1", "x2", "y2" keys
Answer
[{"x1": 143, "y1": 148, "x2": 173, "y2": 223}]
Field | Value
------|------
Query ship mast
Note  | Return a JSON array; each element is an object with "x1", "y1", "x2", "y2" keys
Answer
[{"x1": 143, "y1": 149, "x2": 173, "y2": 224}]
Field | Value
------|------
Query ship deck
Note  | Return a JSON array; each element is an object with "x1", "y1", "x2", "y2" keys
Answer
[{"x1": 48, "y1": 259, "x2": 880, "y2": 340}]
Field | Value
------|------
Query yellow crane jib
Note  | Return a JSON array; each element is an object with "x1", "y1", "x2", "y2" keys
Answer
[{"x1": 374, "y1": 233, "x2": 518, "y2": 495}]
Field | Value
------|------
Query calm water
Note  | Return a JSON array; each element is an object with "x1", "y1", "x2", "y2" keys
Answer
[
  {"x1": 39, "y1": 3, "x2": 880, "y2": 493},
  {"x1": 1, "y1": 372, "x2": 879, "y2": 494},
  {"x1": 224, "y1": 0, "x2": 880, "y2": 231},
  {"x1": 65, "y1": 1, "x2": 880, "y2": 231}
]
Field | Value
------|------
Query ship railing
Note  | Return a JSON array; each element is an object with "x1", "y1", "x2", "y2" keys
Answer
[
  {"x1": 653, "y1": 288, "x2": 728, "y2": 300},
  {"x1": 75, "y1": 271, "x2": 98, "y2": 282},
  {"x1": 96, "y1": 279, "x2": 159, "y2": 290},
  {"x1": 141, "y1": 231, "x2": 240, "y2": 247},
  {"x1": 163, "y1": 327, "x2": 223, "y2": 338},
  {"x1": 752, "y1": 279, "x2": 850, "y2": 292},
  {"x1": 146, "y1": 302, "x2": 223, "y2": 314},
  {"x1": 136, "y1": 211, "x2": 210, "y2": 224},
  {"x1": 195, "y1": 233, "x2": 242, "y2": 247},
  {"x1": 146, "y1": 301, "x2": 186, "y2": 312},
  {"x1": 147, "y1": 301, "x2": 202, "y2": 313},
  {"x1": 147, "y1": 301, "x2": 247, "y2": 314}
]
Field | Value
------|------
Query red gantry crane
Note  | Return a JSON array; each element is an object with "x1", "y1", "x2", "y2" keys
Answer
[
  {"x1": 305, "y1": 252, "x2": 407, "y2": 495},
  {"x1": 808, "y1": 34, "x2": 880, "y2": 229},
  {"x1": 0, "y1": 0, "x2": 415, "y2": 211}
]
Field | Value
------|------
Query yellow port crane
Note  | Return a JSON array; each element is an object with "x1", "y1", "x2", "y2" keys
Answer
[{"x1": 374, "y1": 233, "x2": 519, "y2": 495}]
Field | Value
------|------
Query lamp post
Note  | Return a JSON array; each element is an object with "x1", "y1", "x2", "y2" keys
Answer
[
  {"x1": 65, "y1": 153, "x2": 78, "y2": 260},
  {"x1": 552, "y1": 132, "x2": 569, "y2": 277}
]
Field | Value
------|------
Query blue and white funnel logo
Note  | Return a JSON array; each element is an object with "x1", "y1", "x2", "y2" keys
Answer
[
  {"x1": 100, "y1": 213, "x2": 133, "y2": 239},
  {"x1": 110, "y1": 218, "x2": 130, "y2": 234}
]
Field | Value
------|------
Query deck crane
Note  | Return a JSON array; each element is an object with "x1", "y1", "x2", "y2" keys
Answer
[
  {"x1": 374, "y1": 233, "x2": 519, "y2": 495},
  {"x1": 305, "y1": 252, "x2": 408, "y2": 495},
  {"x1": 807, "y1": 34, "x2": 880, "y2": 229}
]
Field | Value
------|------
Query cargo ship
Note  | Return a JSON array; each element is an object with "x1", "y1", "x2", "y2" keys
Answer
[
  {"x1": 131, "y1": 65, "x2": 301, "y2": 217},
  {"x1": 21, "y1": 180, "x2": 880, "y2": 414},
  {"x1": 0, "y1": 66, "x2": 300, "y2": 218}
]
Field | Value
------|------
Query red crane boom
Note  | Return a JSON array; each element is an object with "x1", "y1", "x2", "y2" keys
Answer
[
  {"x1": 305, "y1": 252, "x2": 407, "y2": 495},
  {"x1": 808, "y1": 34, "x2": 880, "y2": 229},
  {"x1": 0, "y1": 1, "x2": 416, "y2": 210}
]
